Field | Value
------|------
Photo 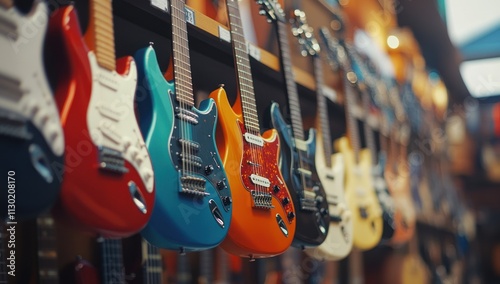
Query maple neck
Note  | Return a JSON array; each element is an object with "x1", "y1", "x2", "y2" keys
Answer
[
  {"x1": 276, "y1": 20, "x2": 304, "y2": 140},
  {"x1": 170, "y1": 0, "x2": 194, "y2": 107},
  {"x1": 313, "y1": 56, "x2": 333, "y2": 167},
  {"x1": 142, "y1": 240, "x2": 162, "y2": 284},
  {"x1": 87, "y1": 0, "x2": 116, "y2": 71},
  {"x1": 0, "y1": 0, "x2": 13, "y2": 9},
  {"x1": 37, "y1": 213, "x2": 59, "y2": 284},
  {"x1": 99, "y1": 238, "x2": 125, "y2": 283},
  {"x1": 225, "y1": 0, "x2": 260, "y2": 134}
]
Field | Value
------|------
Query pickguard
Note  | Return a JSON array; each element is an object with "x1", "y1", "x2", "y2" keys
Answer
[{"x1": 86, "y1": 52, "x2": 154, "y2": 193}]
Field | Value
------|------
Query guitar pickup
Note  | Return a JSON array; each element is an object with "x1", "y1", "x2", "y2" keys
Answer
[
  {"x1": 98, "y1": 146, "x2": 129, "y2": 174},
  {"x1": 175, "y1": 107, "x2": 198, "y2": 124},
  {"x1": 0, "y1": 72, "x2": 23, "y2": 99},
  {"x1": 0, "y1": 109, "x2": 31, "y2": 140},
  {"x1": 178, "y1": 139, "x2": 200, "y2": 152},
  {"x1": 179, "y1": 154, "x2": 203, "y2": 169},
  {"x1": 300, "y1": 196, "x2": 318, "y2": 212}
]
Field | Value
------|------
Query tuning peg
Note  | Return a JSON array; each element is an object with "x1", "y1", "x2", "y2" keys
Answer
[
  {"x1": 267, "y1": 19, "x2": 272, "y2": 23},
  {"x1": 259, "y1": 9, "x2": 266, "y2": 15}
]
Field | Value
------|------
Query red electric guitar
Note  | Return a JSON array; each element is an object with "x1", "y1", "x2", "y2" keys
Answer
[{"x1": 47, "y1": 0, "x2": 155, "y2": 237}]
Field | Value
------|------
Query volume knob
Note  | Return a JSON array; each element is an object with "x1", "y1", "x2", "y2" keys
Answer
[
  {"x1": 222, "y1": 196, "x2": 232, "y2": 206},
  {"x1": 217, "y1": 180, "x2": 226, "y2": 190},
  {"x1": 204, "y1": 165, "x2": 214, "y2": 175},
  {"x1": 282, "y1": 197, "x2": 290, "y2": 205}
]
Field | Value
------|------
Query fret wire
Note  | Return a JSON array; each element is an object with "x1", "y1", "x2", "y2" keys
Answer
[{"x1": 92, "y1": 0, "x2": 116, "y2": 70}]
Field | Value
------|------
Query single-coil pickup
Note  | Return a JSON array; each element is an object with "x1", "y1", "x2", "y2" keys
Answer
[
  {"x1": 244, "y1": 132, "x2": 264, "y2": 146},
  {"x1": 250, "y1": 174, "x2": 270, "y2": 188},
  {"x1": 97, "y1": 71, "x2": 119, "y2": 91},
  {"x1": 300, "y1": 190, "x2": 319, "y2": 212},
  {"x1": 175, "y1": 107, "x2": 198, "y2": 124},
  {"x1": 251, "y1": 190, "x2": 274, "y2": 209},
  {"x1": 97, "y1": 104, "x2": 122, "y2": 121},
  {"x1": 0, "y1": 14, "x2": 18, "y2": 40},
  {"x1": 0, "y1": 110, "x2": 30, "y2": 140},
  {"x1": 98, "y1": 146, "x2": 128, "y2": 174},
  {"x1": 178, "y1": 139, "x2": 200, "y2": 152},
  {"x1": 180, "y1": 175, "x2": 208, "y2": 196},
  {"x1": 179, "y1": 154, "x2": 203, "y2": 169},
  {"x1": 0, "y1": 72, "x2": 23, "y2": 99}
]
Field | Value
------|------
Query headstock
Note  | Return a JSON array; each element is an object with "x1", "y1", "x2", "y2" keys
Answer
[
  {"x1": 255, "y1": 0, "x2": 285, "y2": 23},
  {"x1": 290, "y1": 9, "x2": 320, "y2": 57}
]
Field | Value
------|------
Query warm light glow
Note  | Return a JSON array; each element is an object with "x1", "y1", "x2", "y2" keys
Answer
[{"x1": 387, "y1": 35, "x2": 400, "y2": 49}]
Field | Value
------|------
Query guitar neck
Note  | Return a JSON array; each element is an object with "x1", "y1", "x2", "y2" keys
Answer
[
  {"x1": 275, "y1": 20, "x2": 305, "y2": 140},
  {"x1": 176, "y1": 253, "x2": 191, "y2": 284},
  {"x1": 360, "y1": 87, "x2": 378, "y2": 165},
  {"x1": 87, "y1": 0, "x2": 116, "y2": 71},
  {"x1": 225, "y1": 0, "x2": 260, "y2": 134},
  {"x1": 170, "y1": 0, "x2": 194, "y2": 107},
  {"x1": 37, "y1": 213, "x2": 59, "y2": 284},
  {"x1": 142, "y1": 240, "x2": 163, "y2": 283},
  {"x1": 313, "y1": 56, "x2": 333, "y2": 167},
  {"x1": 100, "y1": 238, "x2": 125, "y2": 283},
  {"x1": 343, "y1": 71, "x2": 362, "y2": 163}
]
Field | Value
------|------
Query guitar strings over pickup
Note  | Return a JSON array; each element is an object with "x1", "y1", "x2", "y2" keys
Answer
[
  {"x1": 244, "y1": 132, "x2": 264, "y2": 146},
  {"x1": 98, "y1": 146, "x2": 129, "y2": 174},
  {"x1": 251, "y1": 190, "x2": 274, "y2": 209},
  {"x1": 178, "y1": 138, "x2": 200, "y2": 152},
  {"x1": 175, "y1": 107, "x2": 198, "y2": 124},
  {"x1": 179, "y1": 154, "x2": 203, "y2": 169},
  {"x1": 300, "y1": 191, "x2": 319, "y2": 212},
  {"x1": 180, "y1": 175, "x2": 209, "y2": 196}
]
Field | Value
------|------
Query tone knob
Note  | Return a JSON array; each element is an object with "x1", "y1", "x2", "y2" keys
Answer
[
  {"x1": 282, "y1": 197, "x2": 290, "y2": 205},
  {"x1": 273, "y1": 185, "x2": 280, "y2": 193},
  {"x1": 287, "y1": 211, "x2": 295, "y2": 220},
  {"x1": 320, "y1": 208, "x2": 329, "y2": 216},
  {"x1": 204, "y1": 165, "x2": 214, "y2": 175},
  {"x1": 217, "y1": 180, "x2": 226, "y2": 190},
  {"x1": 222, "y1": 196, "x2": 232, "y2": 206}
]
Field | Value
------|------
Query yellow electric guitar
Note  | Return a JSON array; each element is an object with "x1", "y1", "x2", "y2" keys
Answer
[{"x1": 320, "y1": 26, "x2": 383, "y2": 250}]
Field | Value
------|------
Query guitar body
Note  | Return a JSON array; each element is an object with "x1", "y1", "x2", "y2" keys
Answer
[
  {"x1": 135, "y1": 46, "x2": 231, "y2": 251},
  {"x1": 74, "y1": 257, "x2": 100, "y2": 284},
  {"x1": 372, "y1": 154, "x2": 396, "y2": 240},
  {"x1": 0, "y1": 0, "x2": 64, "y2": 219},
  {"x1": 48, "y1": 6, "x2": 154, "y2": 237},
  {"x1": 209, "y1": 88, "x2": 296, "y2": 258},
  {"x1": 269, "y1": 103, "x2": 329, "y2": 248},
  {"x1": 385, "y1": 164, "x2": 416, "y2": 245},
  {"x1": 305, "y1": 132, "x2": 353, "y2": 260},
  {"x1": 336, "y1": 137, "x2": 383, "y2": 250}
]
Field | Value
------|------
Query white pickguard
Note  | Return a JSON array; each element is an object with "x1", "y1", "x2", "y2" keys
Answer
[
  {"x1": 305, "y1": 134, "x2": 353, "y2": 261},
  {"x1": 0, "y1": 1, "x2": 64, "y2": 155},
  {"x1": 86, "y1": 52, "x2": 154, "y2": 193}
]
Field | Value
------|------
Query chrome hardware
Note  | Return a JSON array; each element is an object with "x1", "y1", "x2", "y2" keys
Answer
[
  {"x1": 175, "y1": 107, "x2": 199, "y2": 124},
  {"x1": 251, "y1": 190, "x2": 274, "y2": 209},
  {"x1": 179, "y1": 174, "x2": 209, "y2": 196},
  {"x1": 276, "y1": 214, "x2": 288, "y2": 237},
  {"x1": 29, "y1": 144, "x2": 53, "y2": 183},
  {"x1": 179, "y1": 154, "x2": 203, "y2": 169},
  {"x1": 128, "y1": 181, "x2": 147, "y2": 214},
  {"x1": 208, "y1": 199, "x2": 224, "y2": 228},
  {"x1": 98, "y1": 146, "x2": 129, "y2": 174},
  {"x1": 300, "y1": 196, "x2": 318, "y2": 212},
  {"x1": 178, "y1": 138, "x2": 200, "y2": 152}
]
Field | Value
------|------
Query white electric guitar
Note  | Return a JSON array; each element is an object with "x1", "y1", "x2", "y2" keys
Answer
[
  {"x1": 0, "y1": 0, "x2": 65, "y2": 219},
  {"x1": 292, "y1": 11, "x2": 353, "y2": 260}
]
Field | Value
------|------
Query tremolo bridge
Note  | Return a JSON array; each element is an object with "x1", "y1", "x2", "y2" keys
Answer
[{"x1": 98, "y1": 146, "x2": 128, "y2": 174}]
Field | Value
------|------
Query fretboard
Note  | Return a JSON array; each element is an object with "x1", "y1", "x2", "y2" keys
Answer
[
  {"x1": 276, "y1": 21, "x2": 304, "y2": 140},
  {"x1": 37, "y1": 213, "x2": 59, "y2": 284},
  {"x1": 313, "y1": 56, "x2": 333, "y2": 167},
  {"x1": 142, "y1": 240, "x2": 162, "y2": 284},
  {"x1": 225, "y1": 0, "x2": 260, "y2": 134},
  {"x1": 0, "y1": 0, "x2": 13, "y2": 9},
  {"x1": 100, "y1": 238, "x2": 125, "y2": 284},
  {"x1": 88, "y1": 0, "x2": 116, "y2": 71},
  {"x1": 170, "y1": 0, "x2": 194, "y2": 107}
]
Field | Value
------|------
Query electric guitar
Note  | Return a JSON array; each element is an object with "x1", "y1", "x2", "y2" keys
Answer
[
  {"x1": 36, "y1": 213, "x2": 59, "y2": 283},
  {"x1": 48, "y1": 0, "x2": 155, "y2": 237},
  {"x1": 291, "y1": 11, "x2": 353, "y2": 260},
  {"x1": 98, "y1": 238, "x2": 126, "y2": 283},
  {"x1": 0, "y1": 0, "x2": 64, "y2": 220},
  {"x1": 345, "y1": 45, "x2": 397, "y2": 242},
  {"x1": 135, "y1": 0, "x2": 232, "y2": 251},
  {"x1": 319, "y1": 27, "x2": 383, "y2": 251},
  {"x1": 209, "y1": 0, "x2": 296, "y2": 258},
  {"x1": 256, "y1": 1, "x2": 329, "y2": 248}
]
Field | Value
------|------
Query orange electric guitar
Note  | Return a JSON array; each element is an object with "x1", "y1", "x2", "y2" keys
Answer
[{"x1": 209, "y1": 0, "x2": 296, "y2": 258}]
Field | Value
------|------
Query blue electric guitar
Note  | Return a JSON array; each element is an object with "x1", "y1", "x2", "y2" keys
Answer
[
  {"x1": 257, "y1": 0, "x2": 329, "y2": 248},
  {"x1": 135, "y1": 0, "x2": 231, "y2": 251},
  {"x1": 0, "y1": 0, "x2": 64, "y2": 219}
]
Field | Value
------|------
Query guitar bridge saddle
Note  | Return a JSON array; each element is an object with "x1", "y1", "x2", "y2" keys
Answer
[
  {"x1": 180, "y1": 175, "x2": 209, "y2": 196},
  {"x1": 300, "y1": 196, "x2": 318, "y2": 212},
  {"x1": 251, "y1": 190, "x2": 274, "y2": 209},
  {"x1": 175, "y1": 107, "x2": 199, "y2": 124},
  {"x1": 0, "y1": 109, "x2": 31, "y2": 140},
  {"x1": 98, "y1": 146, "x2": 129, "y2": 174}
]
